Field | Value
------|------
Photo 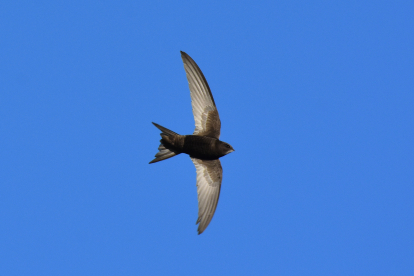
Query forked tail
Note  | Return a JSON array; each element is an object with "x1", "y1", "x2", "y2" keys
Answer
[{"x1": 149, "y1": 122, "x2": 180, "y2": 164}]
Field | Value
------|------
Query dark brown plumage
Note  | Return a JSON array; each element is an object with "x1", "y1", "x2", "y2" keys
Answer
[{"x1": 149, "y1": 51, "x2": 234, "y2": 234}]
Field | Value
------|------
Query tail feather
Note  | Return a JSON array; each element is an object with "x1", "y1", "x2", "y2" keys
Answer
[
  {"x1": 149, "y1": 122, "x2": 180, "y2": 164},
  {"x1": 152, "y1": 122, "x2": 178, "y2": 136}
]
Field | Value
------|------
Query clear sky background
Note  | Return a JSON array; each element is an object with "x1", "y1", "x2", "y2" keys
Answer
[{"x1": 1, "y1": 1, "x2": 413, "y2": 275}]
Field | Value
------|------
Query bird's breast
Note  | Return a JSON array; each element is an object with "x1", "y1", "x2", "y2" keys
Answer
[{"x1": 182, "y1": 135, "x2": 220, "y2": 160}]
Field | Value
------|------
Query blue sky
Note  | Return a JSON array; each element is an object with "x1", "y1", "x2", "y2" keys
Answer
[{"x1": 1, "y1": 1, "x2": 413, "y2": 275}]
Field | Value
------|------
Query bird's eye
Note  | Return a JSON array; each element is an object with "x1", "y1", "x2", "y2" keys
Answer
[{"x1": 225, "y1": 145, "x2": 230, "y2": 148}]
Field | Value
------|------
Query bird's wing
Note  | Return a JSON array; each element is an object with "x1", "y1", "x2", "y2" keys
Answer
[
  {"x1": 191, "y1": 158, "x2": 223, "y2": 234},
  {"x1": 181, "y1": 51, "x2": 221, "y2": 139}
]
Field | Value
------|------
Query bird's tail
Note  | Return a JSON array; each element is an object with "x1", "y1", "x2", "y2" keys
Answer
[{"x1": 149, "y1": 122, "x2": 181, "y2": 164}]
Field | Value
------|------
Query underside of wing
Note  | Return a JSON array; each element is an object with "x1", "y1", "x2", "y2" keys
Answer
[
  {"x1": 191, "y1": 158, "x2": 223, "y2": 234},
  {"x1": 181, "y1": 51, "x2": 221, "y2": 139}
]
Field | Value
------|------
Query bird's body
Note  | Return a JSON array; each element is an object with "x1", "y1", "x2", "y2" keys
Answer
[
  {"x1": 182, "y1": 135, "x2": 228, "y2": 160},
  {"x1": 151, "y1": 130, "x2": 230, "y2": 161},
  {"x1": 150, "y1": 51, "x2": 234, "y2": 234}
]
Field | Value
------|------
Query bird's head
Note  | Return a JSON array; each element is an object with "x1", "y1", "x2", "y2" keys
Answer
[{"x1": 218, "y1": 141, "x2": 235, "y2": 156}]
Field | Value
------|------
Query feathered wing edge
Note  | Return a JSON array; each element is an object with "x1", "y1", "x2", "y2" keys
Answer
[
  {"x1": 191, "y1": 158, "x2": 223, "y2": 234},
  {"x1": 180, "y1": 51, "x2": 221, "y2": 139}
]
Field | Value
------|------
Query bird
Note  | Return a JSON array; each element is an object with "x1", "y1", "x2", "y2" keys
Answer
[{"x1": 149, "y1": 51, "x2": 234, "y2": 234}]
